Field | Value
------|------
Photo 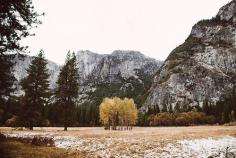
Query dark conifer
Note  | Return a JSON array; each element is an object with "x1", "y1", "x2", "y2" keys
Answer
[
  {"x1": 0, "y1": 0, "x2": 41, "y2": 53},
  {"x1": 56, "y1": 52, "x2": 79, "y2": 131},
  {"x1": 21, "y1": 51, "x2": 50, "y2": 130},
  {"x1": 162, "y1": 104, "x2": 168, "y2": 112},
  {"x1": 0, "y1": 55, "x2": 15, "y2": 105}
]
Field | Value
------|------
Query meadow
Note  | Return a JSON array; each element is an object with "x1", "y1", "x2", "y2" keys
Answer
[{"x1": 1, "y1": 126, "x2": 236, "y2": 158}]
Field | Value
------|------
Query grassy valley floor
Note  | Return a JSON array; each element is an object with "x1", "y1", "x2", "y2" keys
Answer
[
  {"x1": 0, "y1": 140, "x2": 90, "y2": 158},
  {"x1": 0, "y1": 126, "x2": 236, "y2": 158}
]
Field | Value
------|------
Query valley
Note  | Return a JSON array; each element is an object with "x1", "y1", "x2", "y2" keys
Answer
[{"x1": 1, "y1": 126, "x2": 236, "y2": 158}]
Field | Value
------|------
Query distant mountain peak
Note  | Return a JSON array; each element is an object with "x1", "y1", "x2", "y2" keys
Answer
[{"x1": 111, "y1": 50, "x2": 145, "y2": 57}]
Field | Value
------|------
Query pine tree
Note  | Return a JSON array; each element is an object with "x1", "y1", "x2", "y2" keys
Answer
[
  {"x1": 1, "y1": 1, "x2": 41, "y2": 125},
  {"x1": 0, "y1": 55, "x2": 15, "y2": 105},
  {"x1": 168, "y1": 104, "x2": 173, "y2": 113},
  {"x1": 56, "y1": 52, "x2": 79, "y2": 131},
  {"x1": 154, "y1": 104, "x2": 160, "y2": 114},
  {"x1": 174, "y1": 102, "x2": 181, "y2": 112},
  {"x1": 202, "y1": 99, "x2": 210, "y2": 115},
  {"x1": 162, "y1": 104, "x2": 168, "y2": 112},
  {"x1": 1, "y1": 0, "x2": 41, "y2": 53},
  {"x1": 21, "y1": 51, "x2": 50, "y2": 130}
]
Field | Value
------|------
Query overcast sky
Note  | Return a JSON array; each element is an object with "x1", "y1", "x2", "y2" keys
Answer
[{"x1": 21, "y1": 0, "x2": 231, "y2": 64}]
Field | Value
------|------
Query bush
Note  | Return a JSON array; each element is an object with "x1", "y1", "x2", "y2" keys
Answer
[
  {"x1": 205, "y1": 115, "x2": 216, "y2": 125},
  {"x1": 41, "y1": 119, "x2": 51, "y2": 127},
  {"x1": 0, "y1": 109, "x2": 4, "y2": 120},
  {"x1": 188, "y1": 112, "x2": 206, "y2": 125},
  {"x1": 175, "y1": 116, "x2": 188, "y2": 126},
  {"x1": 0, "y1": 133, "x2": 6, "y2": 141},
  {"x1": 5, "y1": 116, "x2": 20, "y2": 127},
  {"x1": 31, "y1": 137, "x2": 54, "y2": 146},
  {"x1": 149, "y1": 112, "x2": 217, "y2": 126},
  {"x1": 153, "y1": 112, "x2": 174, "y2": 126}
]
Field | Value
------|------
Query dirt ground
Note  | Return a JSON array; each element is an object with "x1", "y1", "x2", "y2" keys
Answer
[{"x1": 1, "y1": 126, "x2": 235, "y2": 140}]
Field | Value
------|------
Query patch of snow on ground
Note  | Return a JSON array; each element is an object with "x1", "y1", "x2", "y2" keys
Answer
[
  {"x1": 2, "y1": 132, "x2": 236, "y2": 158},
  {"x1": 144, "y1": 136, "x2": 236, "y2": 158},
  {"x1": 4, "y1": 132, "x2": 54, "y2": 139}
]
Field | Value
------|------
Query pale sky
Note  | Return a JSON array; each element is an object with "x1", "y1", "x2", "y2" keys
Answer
[{"x1": 21, "y1": 0, "x2": 231, "y2": 64}]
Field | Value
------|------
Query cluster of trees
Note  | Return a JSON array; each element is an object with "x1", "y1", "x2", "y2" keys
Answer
[
  {"x1": 99, "y1": 97, "x2": 138, "y2": 130},
  {"x1": 138, "y1": 94, "x2": 236, "y2": 126},
  {"x1": 0, "y1": 51, "x2": 79, "y2": 131},
  {"x1": 0, "y1": 0, "x2": 42, "y2": 129}
]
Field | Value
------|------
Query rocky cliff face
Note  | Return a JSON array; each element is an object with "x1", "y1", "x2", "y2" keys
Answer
[
  {"x1": 143, "y1": 0, "x2": 236, "y2": 110},
  {"x1": 11, "y1": 53, "x2": 60, "y2": 96},
  {"x1": 11, "y1": 51, "x2": 162, "y2": 106},
  {"x1": 76, "y1": 50, "x2": 162, "y2": 106}
]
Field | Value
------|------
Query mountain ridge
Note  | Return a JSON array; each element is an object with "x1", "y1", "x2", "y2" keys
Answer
[
  {"x1": 143, "y1": 0, "x2": 236, "y2": 111},
  {"x1": 11, "y1": 50, "x2": 163, "y2": 106}
]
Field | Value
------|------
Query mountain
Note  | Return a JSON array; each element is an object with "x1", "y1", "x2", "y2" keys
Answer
[
  {"x1": 11, "y1": 53, "x2": 60, "y2": 96},
  {"x1": 11, "y1": 51, "x2": 162, "y2": 106},
  {"x1": 76, "y1": 50, "x2": 162, "y2": 106},
  {"x1": 143, "y1": 0, "x2": 236, "y2": 111}
]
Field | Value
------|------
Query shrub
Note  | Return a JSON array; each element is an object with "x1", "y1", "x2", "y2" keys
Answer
[
  {"x1": 0, "y1": 133, "x2": 6, "y2": 141},
  {"x1": 175, "y1": 116, "x2": 188, "y2": 126},
  {"x1": 150, "y1": 111, "x2": 217, "y2": 126},
  {"x1": 0, "y1": 109, "x2": 4, "y2": 120},
  {"x1": 188, "y1": 112, "x2": 206, "y2": 125},
  {"x1": 31, "y1": 137, "x2": 54, "y2": 146},
  {"x1": 41, "y1": 119, "x2": 51, "y2": 127},
  {"x1": 205, "y1": 115, "x2": 216, "y2": 125},
  {"x1": 5, "y1": 116, "x2": 20, "y2": 127},
  {"x1": 153, "y1": 112, "x2": 174, "y2": 126}
]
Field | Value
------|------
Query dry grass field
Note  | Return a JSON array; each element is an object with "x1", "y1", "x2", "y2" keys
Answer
[{"x1": 1, "y1": 126, "x2": 236, "y2": 158}]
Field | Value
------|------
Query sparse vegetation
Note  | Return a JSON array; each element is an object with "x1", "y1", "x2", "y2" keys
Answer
[
  {"x1": 197, "y1": 16, "x2": 232, "y2": 27},
  {"x1": 0, "y1": 139, "x2": 89, "y2": 158}
]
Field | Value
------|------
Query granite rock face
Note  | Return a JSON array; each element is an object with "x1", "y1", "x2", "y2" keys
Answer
[
  {"x1": 143, "y1": 0, "x2": 236, "y2": 110},
  {"x1": 11, "y1": 50, "x2": 162, "y2": 105},
  {"x1": 11, "y1": 53, "x2": 60, "y2": 96},
  {"x1": 76, "y1": 50, "x2": 162, "y2": 105}
]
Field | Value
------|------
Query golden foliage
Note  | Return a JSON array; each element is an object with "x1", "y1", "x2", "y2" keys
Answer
[{"x1": 99, "y1": 97, "x2": 138, "y2": 129}]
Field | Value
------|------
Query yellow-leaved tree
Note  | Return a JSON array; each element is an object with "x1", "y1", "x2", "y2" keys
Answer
[{"x1": 99, "y1": 97, "x2": 138, "y2": 130}]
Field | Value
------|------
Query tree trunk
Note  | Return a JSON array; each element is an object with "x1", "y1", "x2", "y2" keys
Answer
[
  {"x1": 64, "y1": 126, "x2": 67, "y2": 131},
  {"x1": 64, "y1": 105, "x2": 68, "y2": 131}
]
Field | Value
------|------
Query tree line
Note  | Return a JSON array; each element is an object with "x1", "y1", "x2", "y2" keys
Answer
[{"x1": 138, "y1": 94, "x2": 236, "y2": 126}]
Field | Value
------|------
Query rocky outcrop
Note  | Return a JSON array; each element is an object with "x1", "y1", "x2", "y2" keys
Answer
[
  {"x1": 143, "y1": 0, "x2": 236, "y2": 110},
  {"x1": 76, "y1": 50, "x2": 162, "y2": 105}
]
